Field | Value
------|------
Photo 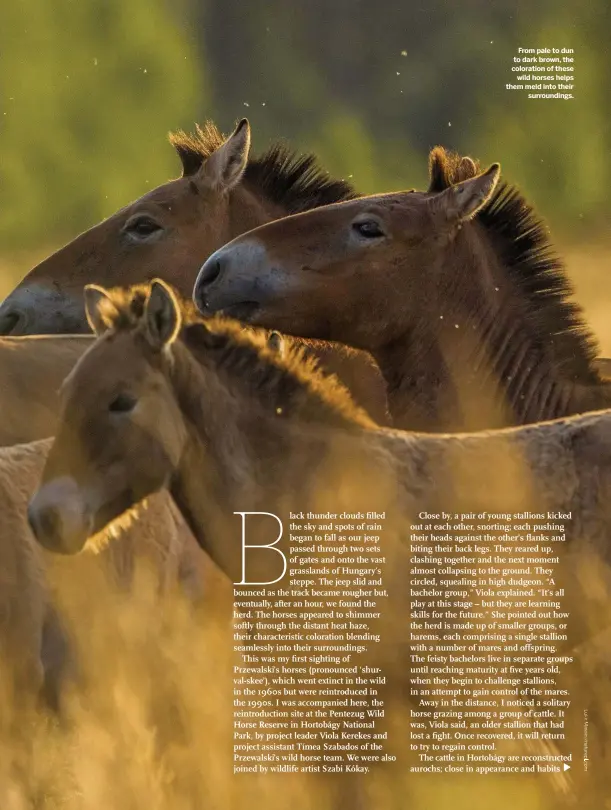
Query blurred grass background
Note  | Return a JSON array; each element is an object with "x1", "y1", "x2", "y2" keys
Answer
[{"x1": 0, "y1": 0, "x2": 610, "y2": 344}]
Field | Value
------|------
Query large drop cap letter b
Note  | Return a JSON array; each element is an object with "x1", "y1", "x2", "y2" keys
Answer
[{"x1": 234, "y1": 511, "x2": 287, "y2": 585}]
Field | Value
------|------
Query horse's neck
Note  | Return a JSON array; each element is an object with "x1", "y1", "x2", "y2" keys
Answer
[
  {"x1": 477, "y1": 304, "x2": 611, "y2": 423},
  {"x1": 379, "y1": 318, "x2": 608, "y2": 433},
  {"x1": 228, "y1": 185, "x2": 286, "y2": 236},
  {"x1": 169, "y1": 435, "x2": 260, "y2": 584},
  {"x1": 376, "y1": 238, "x2": 608, "y2": 430},
  {"x1": 376, "y1": 334, "x2": 465, "y2": 431},
  {"x1": 167, "y1": 356, "x2": 362, "y2": 582},
  {"x1": 466, "y1": 228, "x2": 611, "y2": 422}
]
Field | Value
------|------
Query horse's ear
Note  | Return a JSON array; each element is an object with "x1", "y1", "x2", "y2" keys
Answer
[
  {"x1": 84, "y1": 284, "x2": 118, "y2": 335},
  {"x1": 427, "y1": 146, "x2": 449, "y2": 192},
  {"x1": 144, "y1": 280, "x2": 182, "y2": 350},
  {"x1": 267, "y1": 331, "x2": 286, "y2": 357},
  {"x1": 456, "y1": 156, "x2": 478, "y2": 182},
  {"x1": 199, "y1": 118, "x2": 251, "y2": 192},
  {"x1": 434, "y1": 163, "x2": 501, "y2": 223}
]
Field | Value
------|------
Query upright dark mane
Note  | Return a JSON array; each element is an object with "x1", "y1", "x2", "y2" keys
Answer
[
  {"x1": 243, "y1": 144, "x2": 357, "y2": 213},
  {"x1": 428, "y1": 147, "x2": 600, "y2": 384},
  {"x1": 169, "y1": 121, "x2": 357, "y2": 213},
  {"x1": 102, "y1": 284, "x2": 373, "y2": 429},
  {"x1": 183, "y1": 318, "x2": 373, "y2": 428}
]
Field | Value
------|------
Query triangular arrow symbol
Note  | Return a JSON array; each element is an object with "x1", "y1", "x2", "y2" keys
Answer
[{"x1": 563, "y1": 763, "x2": 570, "y2": 771}]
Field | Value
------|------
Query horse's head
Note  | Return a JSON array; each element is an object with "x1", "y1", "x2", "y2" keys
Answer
[
  {"x1": 0, "y1": 121, "x2": 252, "y2": 335},
  {"x1": 28, "y1": 281, "x2": 186, "y2": 553},
  {"x1": 194, "y1": 164, "x2": 500, "y2": 350}
]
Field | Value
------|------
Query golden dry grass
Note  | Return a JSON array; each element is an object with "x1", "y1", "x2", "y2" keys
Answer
[{"x1": 0, "y1": 549, "x2": 574, "y2": 810}]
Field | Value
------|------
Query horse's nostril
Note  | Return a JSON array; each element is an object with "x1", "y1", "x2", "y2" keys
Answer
[
  {"x1": 202, "y1": 257, "x2": 223, "y2": 287},
  {"x1": 0, "y1": 308, "x2": 26, "y2": 336},
  {"x1": 194, "y1": 257, "x2": 225, "y2": 311},
  {"x1": 34, "y1": 505, "x2": 62, "y2": 542},
  {"x1": 28, "y1": 480, "x2": 89, "y2": 555}
]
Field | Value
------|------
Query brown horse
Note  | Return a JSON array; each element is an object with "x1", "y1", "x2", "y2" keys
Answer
[
  {"x1": 0, "y1": 120, "x2": 388, "y2": 422},
  {"x1": 194, "y1": 148, "x2": 611, "y2": 431}
]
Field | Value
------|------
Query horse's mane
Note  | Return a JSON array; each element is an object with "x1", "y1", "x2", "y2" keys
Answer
[
  {"x1": 100, "y1": 284, "x2": 374, "y2": 430},
  {"x1": 427, "y1": 147, "x2": 600, "y2": 384},
  {"x1": 169, "y1": 121, "x2": 357, "y2": 213}
]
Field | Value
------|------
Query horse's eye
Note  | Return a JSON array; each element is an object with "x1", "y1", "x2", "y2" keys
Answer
[
  {"x1": 352, "y1": 219, "x2": 385, "y2": 239},
  {"x1": 109, "y1": 394, "x2": 137, "y2": 413},
  {"x1": 124, "y1": 215, "x2": 163, "y2": 240}
]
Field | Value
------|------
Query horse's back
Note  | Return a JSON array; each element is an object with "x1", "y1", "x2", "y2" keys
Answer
[{"x1": 0, "y1": 336, "x2": 92, "y2": 445}]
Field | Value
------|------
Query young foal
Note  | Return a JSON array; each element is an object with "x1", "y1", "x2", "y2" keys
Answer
[{"x1": 195, "y1": 150, "x2": 611, "y2": 431}]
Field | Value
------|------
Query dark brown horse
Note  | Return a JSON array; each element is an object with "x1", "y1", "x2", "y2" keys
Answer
[
  {"x1": 194, "y1": 148, "x2": 611, "y2": 431},
  {"x1": 0, "y1": 119, "x2": 388, "y2": 422},
  {"x1": 0, "y1": 120, "x2": 354, "y2": 335}
]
